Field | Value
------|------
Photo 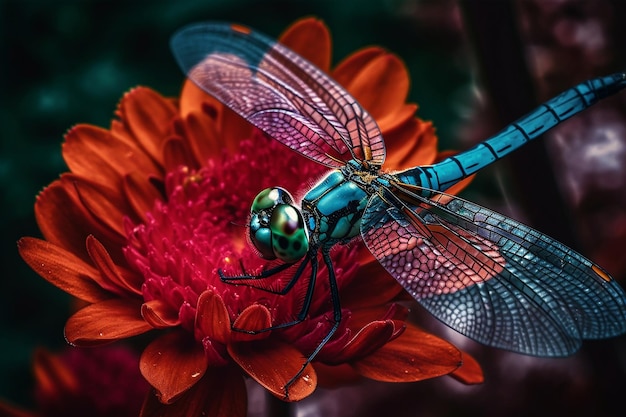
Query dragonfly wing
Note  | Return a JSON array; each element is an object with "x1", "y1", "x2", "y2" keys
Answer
[
  {"x1": 361, "y1": 192, "x2": 626, "y2": 356},
  {"x1": 171, "y1": 22, "x2": 385, "y2": 167}
]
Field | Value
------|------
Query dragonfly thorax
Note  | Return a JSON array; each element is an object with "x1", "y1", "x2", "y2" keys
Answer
[{"x1": 249, "y1": 187, "x2": 309, "y2": 262}]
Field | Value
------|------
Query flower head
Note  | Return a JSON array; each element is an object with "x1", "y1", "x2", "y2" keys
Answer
[
  {"x1": 0, "y1": 346, "x2": 149, "y2": 417},
  {"x1": 19, "y1": 18, "x2": 482, "y2": 416}
]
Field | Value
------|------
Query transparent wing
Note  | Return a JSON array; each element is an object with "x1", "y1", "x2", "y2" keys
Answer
[
  {"x1": 170, "y1": 22, "x2": 385, "y2": 168},
  {"x1": 361, "y1": 187, "x2": 626, "y2": 356}
]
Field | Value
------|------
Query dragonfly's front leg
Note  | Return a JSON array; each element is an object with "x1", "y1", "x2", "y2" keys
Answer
[
  {"x1": 217, "y1": 252, "x2": 318, "y2": 333},
  {"x1": 283, "y1": 249, "x2": 342, "y2": 399}
]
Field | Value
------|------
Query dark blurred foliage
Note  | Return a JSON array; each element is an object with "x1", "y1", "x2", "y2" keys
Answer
[{"x1": 1, "y1": 0, "x2": 625, "y2": 416}]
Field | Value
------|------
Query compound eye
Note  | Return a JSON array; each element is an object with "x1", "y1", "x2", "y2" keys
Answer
[
  {"x1": 270, "y1": 204, "x2": 309, "y2": 262},
  {"x1": 249, "y1": 213, "x2": 277, "y2": 260},
  {"x1": 251, "y1": 187, "x2": 294, "y2": 213}
]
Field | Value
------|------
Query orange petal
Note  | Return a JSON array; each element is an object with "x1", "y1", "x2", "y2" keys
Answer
[
  {"x1": 351, "y1": 325, "x2": 461, "y2": 382},
  {"x1": 141, "y1": 299, "x2": 180, "y2": 329},
  {"x1": 117, "y1": 87, "x2": 177, "y2": 163},
  {"x1": 314, "y1": 362, "x2": 361, "y2": 388},
  {"x1": 178, "y1": 111, "x2": 223, "y2": 165},
  {"x1": 330, "y1": 320, "x2": 396, "y2": 364},
  {"x1": 384, "y1": 119, "x2": 439, "y2": 170},
  {"x1": 279, "y1": 17, "x2": 331, "y2": 72},
  {"x1": 449, "y1": 351, "x2": 484, "y2": 385},
  {"x1": 65, "y1": 299, "x2": 151, "y2": 346},
  {"x1": 123, "y1": 171, "x2": 163, "y2": 223},
  {"x1": 140, "y1": 331, "x2": 208, "y2": 404},
  {"x1": 18, "y1": 237, "x2": 110, "y2": 303},
  {"x1": 231, "y1": 304, "x2": 271, "y2": 342},
  {"x1": 162, "y1": 137, "x2": 195, "y2": 172},
  {"x1": 228, "y1": 338, "x2": 316, "y2": 401},
  {"x1": 342, "y1": 53, "x2": 409, "y2": 122},
  {"x1": 63, "y1": 124, "x2": 161, "y2": 186},
  {"x1": 33, "y1": 348, "x2": 79, "y2": 398},
  {"x1": 195, "y1": 290, "x2": 231, "y2": 344},
  {"x1": 86, "y1": 235, "x2": 141, "y2": 296},
  {"x1": 179, "y1": 79, "x2": 221, "y2": 118},
  {"x1": 35, "y1": 176, "x2": 97, "y2": 262},
  {"x1": 0, "y1": 402, "x2": 35, "y2": 417},
  {"x1": 332, "y1": 47, "x2": 387, "y2": 87},
  {"x1": 140, "y1": 367, "x2": 246, "y2": 417}
]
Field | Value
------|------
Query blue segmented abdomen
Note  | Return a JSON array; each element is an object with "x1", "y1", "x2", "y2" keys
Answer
[{"x1": 397, "y1": 72, "x2": 626, "y2": 193}]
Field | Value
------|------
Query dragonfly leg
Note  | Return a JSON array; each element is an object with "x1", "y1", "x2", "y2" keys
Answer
[
  {"x1": 218, "y1": 260, "x2": 303, "y2": 294},
  {"x1": 283, "y1": 249, "x2": 342, "y2": 399}
]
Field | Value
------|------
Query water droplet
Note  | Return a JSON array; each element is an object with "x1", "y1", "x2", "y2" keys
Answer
[
  {"x1": 191, "y1": 372, "x2": 201, "y2": 378},
  {"x1": 98, "y1": 332, "x2": 103, "y2": 337}
]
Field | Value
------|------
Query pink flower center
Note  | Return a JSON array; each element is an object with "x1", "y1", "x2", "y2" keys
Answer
[{"x1": 124, "y1": 133, "x2": 360, "y2": 358}]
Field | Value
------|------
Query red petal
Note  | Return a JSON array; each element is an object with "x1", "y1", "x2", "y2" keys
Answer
[
  {"x1": 141, "y1": 299, "x2": 181, "y2": 328},
  {"x1": 86, "y1": 235, "x2": 141, "y2": 296},
  {"x1": 35, "y1": 176, "x2": 97, "y2": 262},
  {"x1": 140, "y1": 367, "x2": 246, "y2": 417},
  {"x1": 63, "y1": 124, "x2": 161, "y2": 186},
  {"x1": 162, "y1": 136, "x2": 194, "y2": 172},
  {"x1": 18, "y1": 237, "x2": 110, "y2": 303},
  {"x1": 351, "y1": 325, "x2": 461, "y2": 382},
  {"x1": 449, "y1": 351, "x2": 484, "y2": 385},
  {"x1": 384, "y1": 118, "x2": 438, "y2": 170},
  {"x1": 332, "y1": 47, "x2": 387, "y2": 87},
  {"x1": 231, "y1": 304, "x2": 271, "y2": 342},
  {"x1": 279, "y1": 18, "x2": 331, "y2": 71},
  {"x1": 65, "y1": 299, "x2": 151, "y2": 346},
  {"x1": 314, "y1": 362, "x2": 361, "y2": 388},
  {"x1": 179, "y1": 79, "x2": 220, "y2": 118},
  {"x1": 123, "y1": 171, "x2": 163, "y2": 223},
  {"x1": 195, "y1": 290, "x2": 231, "y2": 344},
  {"x1": 0, "y1": 402, "x2": 35, "y2": 417},
  {"x1": 228, "y1": 338, "x2": 316, "y2": 401},
  {"x1": 117, "y1": 87, "x2": 177, "y2": 163},
  {"x1": 341, "y1": 53, "x2": 409, "y2": 122},
  {"x1": 140, "y1": 331, "x2": 208, "y2": 404},
  {"x1": 33, "y1": 348, "x2": 78, "y2": 398},
  {"x1": 73, "y1": 177, "x2": 133, "y2": 239},
  {"x1": 329, "y1": 320, "x2": 396, "y2": 364}
]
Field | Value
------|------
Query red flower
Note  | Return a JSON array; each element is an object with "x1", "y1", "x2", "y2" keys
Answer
[
  {"x1": 18, "y1": 18, "x2": 482, "y2": 416},
  {"x1": 0, "y1": 346, "x2": 149, "y2": 417}
]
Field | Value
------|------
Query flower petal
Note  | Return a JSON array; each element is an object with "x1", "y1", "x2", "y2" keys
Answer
[
  {"x1": 195, "y1": 290, "x2": 231, "y2": 344},
  {"x1": 65, "y1": 299, "x2": 151, "y2": 346},
  {"x1": 33, "y1": 348, "x2": 78, "y2": 398},
  {"x1": 86, "y1": 235, "x2": 142, "y2": 296},
  {"x1": 17, "y1": 237, "x2": 110, "y2": 303},
  {"x1": 228, "y1": 338, "x2": 316, "y2": 401},
  {"x1": 141, "y1": 299, "x2": 181, "y2": 329},
  {"x1": 63, "y1": 124, "x2": 160, "y2": 187},
  {"x1": 140, "y1": 367, "x2": 246, "y2": 417},
  {"x1": 231, "y1": 304, "x2": 271, "y2": 342},
  {"x1": 332, "y1": 47, "x2": 387, "y2": 87},
  {"x1": 140, "y1": 331, "x2": 208, "y2": 404},
  {"x1": 449, "y1": 351, "x2": 484, "y2": 385},
  {"x1": 35, "y1": 176, "x2": 98, "y2": 262},
  {"x1": 328, "y1": 320, "x2": 396, "y2": 364},
  {"x1": 279, "y1": 17, "x2": 331, "y2": 71},
  {"x1": 116, "y1": 87, "x2": 177, "y2": 163},
  {"x1": 0, "y1": 402, "x2": 36, "y2": 417},
  {"x1": 341, "y1": 52, "x2": 409, "y2": 122},
  {"x1": 351, "y1": 325, "x2": 461, "y2": 382},
  {"x1": 384, "y1": 118, "x2": 438, "y2": 170}
]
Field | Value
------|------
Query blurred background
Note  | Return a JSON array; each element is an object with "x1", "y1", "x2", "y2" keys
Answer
[{"x1": 1, "y1": 0, "x2": 626, "y2": 416}]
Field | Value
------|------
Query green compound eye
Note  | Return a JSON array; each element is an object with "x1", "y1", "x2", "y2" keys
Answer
[
  {"x1": 269, "y1": 204, "x2": 309, "y2": 262},
  {"x1": 251, "y1": 187, "x2": 294, "y2": 213}
]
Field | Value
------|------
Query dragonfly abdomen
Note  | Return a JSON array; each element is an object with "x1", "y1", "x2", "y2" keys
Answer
[{"x1": 398, "y1": 72, "x2": 626, "y2": 193}]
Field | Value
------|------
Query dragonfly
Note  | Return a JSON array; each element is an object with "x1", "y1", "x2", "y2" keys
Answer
[{"x1": 171, "y1": 22, "x2": 626, "y2": 394}]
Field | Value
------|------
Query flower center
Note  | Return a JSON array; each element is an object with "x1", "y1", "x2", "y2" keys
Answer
[{"x1": 123, "y1": 133, "x2": 358, "y2": 352}]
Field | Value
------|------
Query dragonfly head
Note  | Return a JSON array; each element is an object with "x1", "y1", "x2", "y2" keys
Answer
[{"x1": 249, "y1": 187, "x2": 309, "y2": 263}]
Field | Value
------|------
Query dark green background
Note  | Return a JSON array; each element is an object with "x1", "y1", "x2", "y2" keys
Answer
[{"x1": 2, "y1": 1, "x2": 625, "y2": 416}]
